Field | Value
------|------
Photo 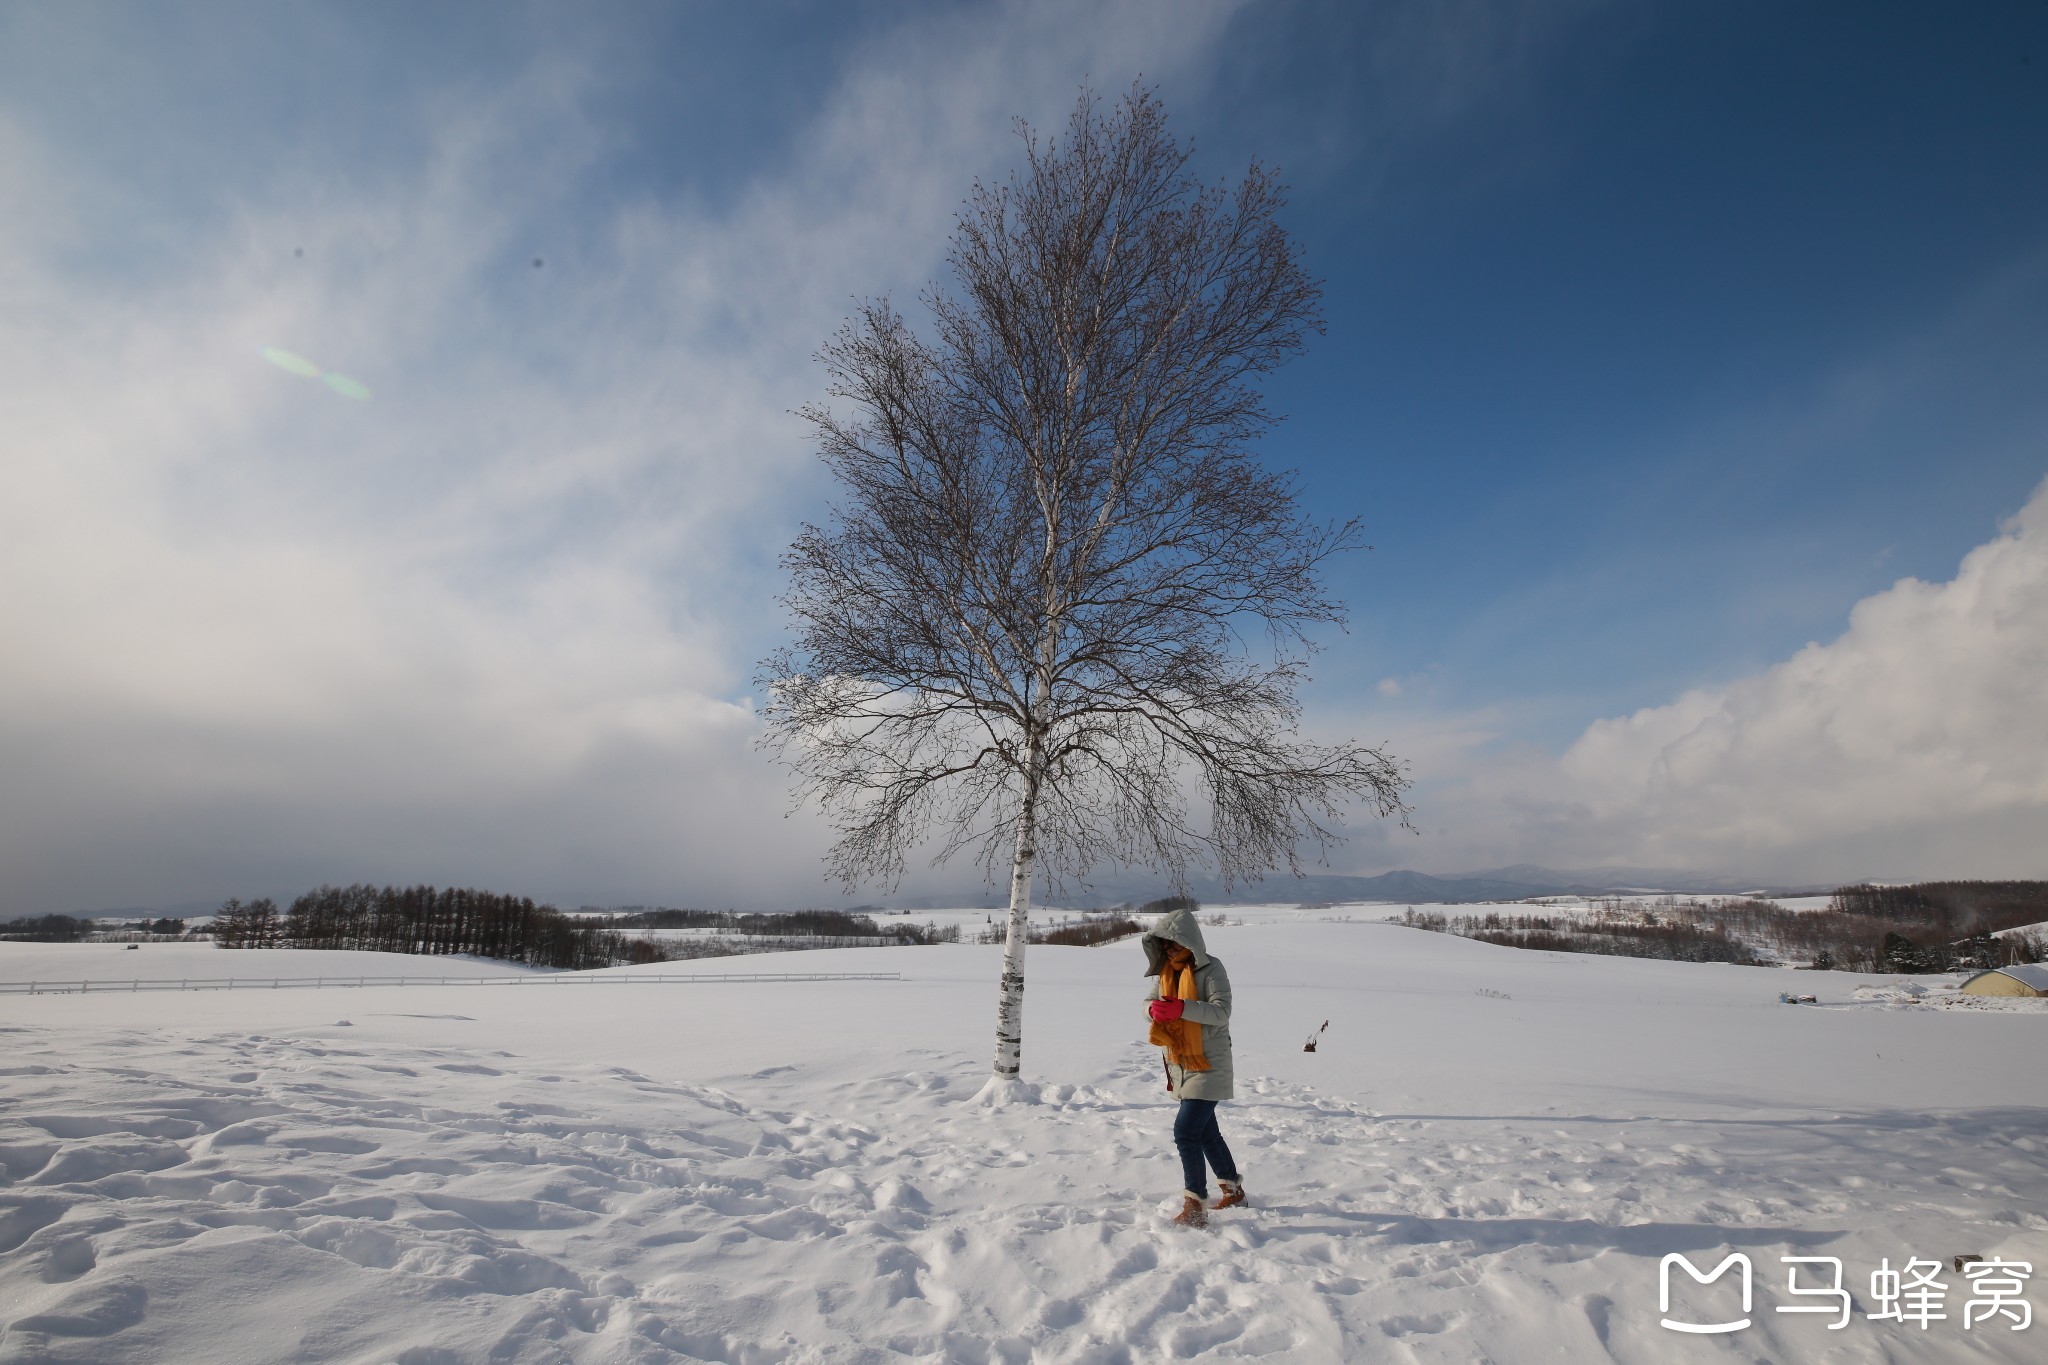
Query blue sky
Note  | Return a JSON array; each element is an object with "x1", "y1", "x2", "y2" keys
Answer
[
  {"x1": 2, "y1": 1, "x2": 2044, "y2": 912},
  {"x1": 1246, "y1": 2, "x2": 2048, "y2": 731}
]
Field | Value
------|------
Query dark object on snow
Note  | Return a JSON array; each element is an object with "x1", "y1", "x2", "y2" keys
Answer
[
  {"x1": 1303, "y1": 1020, "x2": 1328, "y2": 1052},
  {"x1": 1955, "y1": 1254, "x2": 1984, "y2": 1274}
]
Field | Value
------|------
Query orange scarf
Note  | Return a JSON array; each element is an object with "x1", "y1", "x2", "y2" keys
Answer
[{"x1": 1149, "y1": 964, "x2": 1210, "y2": 1072}]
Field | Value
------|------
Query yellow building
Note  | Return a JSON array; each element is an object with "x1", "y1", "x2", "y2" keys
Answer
[{"x1": 1958, "y1": 964, "x2": 2048, "y2": 997}]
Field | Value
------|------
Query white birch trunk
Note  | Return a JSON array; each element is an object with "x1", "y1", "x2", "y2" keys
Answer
[
  {"x1": 989, "y1": 743, "x2": 1041, "y2": 1083},
  {"x1": 983, "y1": 490, "x2": 1060, "y2": 1102}
]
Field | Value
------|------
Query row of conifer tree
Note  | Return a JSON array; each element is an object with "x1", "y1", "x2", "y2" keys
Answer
[{"x1": 213, "y1": 884, "x2": 669, "y2": 970}]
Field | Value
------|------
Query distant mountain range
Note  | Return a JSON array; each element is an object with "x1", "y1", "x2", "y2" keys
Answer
[
  {"x1": 1222, "y1": 865, "x2": 1834, "y2": 905},
  {"x1": 867, "y1": 864, "x2": 1834, "y2": 910}
]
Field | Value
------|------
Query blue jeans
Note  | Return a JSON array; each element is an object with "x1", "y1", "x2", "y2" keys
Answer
[{"x1": 1173, "y1": 1099, "x2": 1239, "y2": 1200}]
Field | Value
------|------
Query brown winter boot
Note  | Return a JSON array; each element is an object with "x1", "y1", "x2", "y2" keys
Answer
[
  {"x1": 1211, "y1": 1179, "x2": 1247, "y2": 1210},
  {"x1": 1171, "y1": 1192, "x2": 1209, "y2": 1229}
]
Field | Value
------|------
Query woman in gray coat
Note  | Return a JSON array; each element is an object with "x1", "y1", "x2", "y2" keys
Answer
[{"x1": 1142, "y1": 903, "x2": 1244, "y2": 1228}]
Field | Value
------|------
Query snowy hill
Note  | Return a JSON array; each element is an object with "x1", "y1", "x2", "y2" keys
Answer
[{"x1": 1, "y1": 919, "x2": 2040, "y2": 1361}]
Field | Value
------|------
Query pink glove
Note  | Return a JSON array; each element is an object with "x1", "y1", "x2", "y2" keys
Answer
[{"x1": 1149, "y1": 998, "x2": 1185, "y2": 1022}]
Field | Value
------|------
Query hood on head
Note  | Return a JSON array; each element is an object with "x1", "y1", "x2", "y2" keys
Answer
[{"x1": 1140, "y1": 901, "x2": 1209, "y2": 975}]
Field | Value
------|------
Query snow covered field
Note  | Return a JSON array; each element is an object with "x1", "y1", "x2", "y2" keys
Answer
[
  {"x1": 2, "y1": 919, "x2": 2041, "y2": 1362},
  {"x1": 0, "y1": 943, "x2": 551, "y2": 988}
]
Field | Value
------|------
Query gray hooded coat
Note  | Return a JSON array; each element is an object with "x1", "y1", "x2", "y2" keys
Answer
[{"x1": 1141, "y1": 905, "x2": 1234, "y2": 1101}]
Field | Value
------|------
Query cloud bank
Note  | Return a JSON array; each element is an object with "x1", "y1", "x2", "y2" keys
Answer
[
  {"x1": 1397, "y1": 475, "x2": 2048, "y2": 882},
  {"x1": 0, "y1": 1, "x2": 1249, "y2": 915}
]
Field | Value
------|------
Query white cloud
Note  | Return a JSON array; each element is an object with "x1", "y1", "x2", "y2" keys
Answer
[
  {"x1": 0, "y1": 1, "x2": 1251, "y2": 914},
  {"x1": 1399, "y1": 475, "x2": 2048, "y2": 880}
]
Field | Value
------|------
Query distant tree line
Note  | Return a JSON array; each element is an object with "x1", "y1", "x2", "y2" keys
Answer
[
  {"x1": 216, "y1": 885, "x2": 673, "y2": 969},
  {"x1": 1829, "y1": 880, "x2": 2048, "y2": 926},
  {"x1": 209, "y1": 887, "x2": 982, "y2": 966},
  {"x1": 1400, "y1": 880, "x2": 2048, "y2": 973},
  {"x1": 619, "y1": 901, "x2": 1157, "y2": 950},
  {"x1": 0, "y1": 914, "x2": 93, "y2": 942},
  {"x1": 1036, "y1": 917, "x2": 1145, "y2": 948},
  {"x1": 1400, "y1": 907, "x2": 1760, "y2": 965},
  {"x1": 0, "y1": 914, "x2": 188, "y2": 942},
  {"x1": 1778, "y1": 881, "x2": 2048, "y2": 972},
  {"x1": 607, "y1": 907, "x2": 958, "y2": 943},
  {"x1": 973, "y1": 895, "x2": 1186, "y2": 948},
  {"x1": 211, "y1": 898, "x2": 283, "y2": 948}
]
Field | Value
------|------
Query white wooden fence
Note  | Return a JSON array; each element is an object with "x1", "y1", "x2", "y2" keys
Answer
[{"x1": 0, "y1": 971, "x2": 900, "y2": 996}]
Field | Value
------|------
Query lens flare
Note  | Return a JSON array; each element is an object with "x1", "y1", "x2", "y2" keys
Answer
[
  {"x1": 263, "y1": 345, "x2": 372, "y2": 400},
  {"x1": 260, "y1": 346, "x2": 321, "y2": 378}
]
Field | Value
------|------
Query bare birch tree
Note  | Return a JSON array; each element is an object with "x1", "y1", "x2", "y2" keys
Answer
[{"x1": 760, "y1": 86, "x2": 1409, "y2": 1096}]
